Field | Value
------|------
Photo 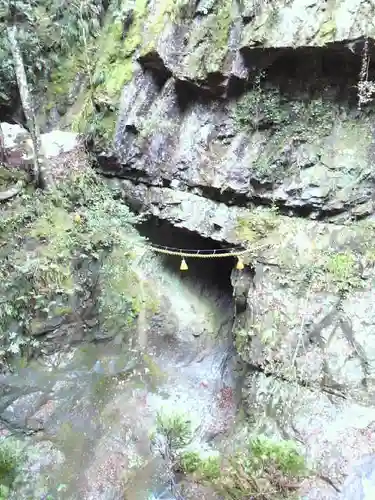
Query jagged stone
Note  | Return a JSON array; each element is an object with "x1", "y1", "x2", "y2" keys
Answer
[
  {"x1": 108, "y1": 72, "x2": 375, "y2": 220},
  {"x1": 90, "y1": 0, "x2": 374, "y2": 222},
  {"x1": 239, "y1": 0, "x2": 375, "y2": 50}
]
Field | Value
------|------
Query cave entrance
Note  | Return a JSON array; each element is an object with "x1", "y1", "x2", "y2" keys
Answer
[{"x1": 136, "y1": 218, "x2": 236, "y2": 299}]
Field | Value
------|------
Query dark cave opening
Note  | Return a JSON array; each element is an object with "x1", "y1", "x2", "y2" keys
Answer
[
  {"x1": 136, "y1": 217, "x2": 237, "y2": 296},
  {"x1": 240, "y1": 41, "x2": 375, "y2": 105}
]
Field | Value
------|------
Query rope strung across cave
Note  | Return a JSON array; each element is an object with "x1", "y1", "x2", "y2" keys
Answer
[{"x1": 147, "y1": 242, "x2": 250, "y2": 271}]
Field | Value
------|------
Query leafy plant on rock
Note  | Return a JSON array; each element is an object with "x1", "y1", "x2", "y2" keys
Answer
[
  {"x1": 151, "y1": 410, "x2": 306, "y2": 500},
  {"x1": 0, "y1": 0, "x2": 105, "y2": 106},
  {"x1": 0, "y1": 168, "x2": 142, "y2": 367},
  {"x1": 0, "y1": 438, "x2": 23, "y2": 499}
]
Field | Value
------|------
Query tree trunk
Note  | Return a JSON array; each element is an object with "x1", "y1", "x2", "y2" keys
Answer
[
  {"x1": 7, "y1": 25, "x2": 53, "y2": 189},
  {"x1": 0, "y1": 122, "x2": 6, "y2": 164}
]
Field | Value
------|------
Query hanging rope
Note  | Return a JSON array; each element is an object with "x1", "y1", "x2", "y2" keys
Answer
[
  {"x1": 148, "y1": 244, "x2": 250, "y2": 258},
  {"x1": 147, "y1": 242, "x2": 249, "y2": 271}
]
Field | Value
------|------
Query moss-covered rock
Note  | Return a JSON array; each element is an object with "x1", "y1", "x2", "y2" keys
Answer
[
  {"x1": 69, "y1": 0, "x2": 152, "y2": 146},
  {"x1": 233, "y1": 208, "x2": 375, "y2": 404},
  {"x1": 0, "y1": 165, "x2": 147, "y2": 367},
  {"x1": 240, "y1": 0, "x2": 375, "y2": 49},
  {"x1": 182, "y1": 0, "x2": 233, "y2": 79}
]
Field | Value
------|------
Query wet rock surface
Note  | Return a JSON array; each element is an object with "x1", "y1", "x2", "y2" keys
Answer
[
  {"x1": 102, "y1": 66, "x2": 375, "y2": 222},
  {"x1": 94, "y1": 0, "x2": 375, "y2": 223},
  {"x1": 229, "y1": 212, "x2": 375, "y2": 498},
  {"x1": 1, "y1": 250, "x2": 236, "y2": 499},
  {"x1": 99, "y1": 27, "x2": 375, "y2": 500}
]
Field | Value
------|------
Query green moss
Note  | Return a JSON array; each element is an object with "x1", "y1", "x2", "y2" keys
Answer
[
  {"x1": 184, "y1": 0, "x2": 233, "y2": 78},
  {"x1": 178, "y1": 451, "x2": 221, "y2": 480},
  {"x1": 308, "y1": 250, "x2": 363, "y2": 293},
  {"x1": 233, "y1": 91, "x2": 335, "y2": 179},
  {"x1": 320, "y1": 118, "x2": 373, "y2": 181},
  {"x1": 93, "y1": 0, "x2": 148, "y2": 101},
  {"x1": 235, "y1": 207, "x2": 280, "y2": 243},
  {"x1": 318, "y1": 18, "x2": 336, "y2": 44},
  {"x1": 72, "y1": 96, "x2": 118, "y2": 148},
  {"x1": 0, "y1": 171, "x2": 141, "y2": 364},
  {"x1": 241, "y1": 4, "x2": 281, "y2": 47},
  {"x1": 0, "y1": 438, "x2": 22, "y2": 495},
  {"x1": 325, "y1": 252, "x2": 357, "y2": 283},
  {"x1": 233, "y1": 88, "x2": 289, "y2": 131},
  {"x1": 235, "y1": 206, "x2": 369, "y2": 295},
  {"x1": 45, "y1": 53, "x2": 83, "y2": 112},
  {"x1": 29, "y1": 206, "x2": 75, "y2": 291},
  {"x1": 234, "y1": 89, "x2": 334, "y2": 135},
  {"x1": 141, "y1": 0, "x2": 187, "y2": 54},
  {"x1": 72, "y1": 0, "x2": 149, "y2": 144},
  {"x1": 99, "y1": 249, "x2": 142, "y2": 331}
]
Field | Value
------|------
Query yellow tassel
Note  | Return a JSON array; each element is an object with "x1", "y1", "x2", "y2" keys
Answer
[
  {"x1": 236, "y1": 256, "x2": 244, "y2": 270},
  {"x1": 74, "y1": 213, "x2": 81, "y2": 224},
  {"x1": 180, "y1": 258, "x2": 188, "y2": 271}
]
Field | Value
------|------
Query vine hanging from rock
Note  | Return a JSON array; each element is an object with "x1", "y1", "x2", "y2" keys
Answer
[{"x1": 357, "y1": 37, "x2": 375, "y2": 109}]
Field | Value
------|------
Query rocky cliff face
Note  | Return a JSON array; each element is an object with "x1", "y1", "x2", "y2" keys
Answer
[
  {"x1": 95, "y1": 0, "x2": 375, "y2": 224},
  {"x1": 48, "y1": 0, "x2": 375, "y2": 497}
]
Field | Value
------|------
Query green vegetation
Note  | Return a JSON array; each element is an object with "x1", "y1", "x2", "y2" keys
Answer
[
  {"x1": 236, "y1": 206, "x2": 280, "y2": 243},
  {"x1": 307, "y1": 250, "x2": 363, "y2": 294},
  {"x1": 232, "y1": 81, "x2": 336, "y2": 179},
  {"x1": 0, "y1": 0, "x2": 105, "y2": 107},
  {"x1": 152, "y1": 411, "x2": 306, "y2": 500},
  {"x1": 73, "y1": 0, "x2": 183, "y2": 146},
  {"x1": 233, "y1": 86, "x2": 335, "y2": 137},
  {"x1": 141, "y1": 0, "x2": 189, "y2": 54},
  {"x1": 0, "y1": 167, "x2": 143, "y2": 365},
  {"x1": 184, "y1": 0, "x2": 233, "y2": 78},
  {"x1": 72, "y1": 0, "x2": 149, "y2": 145},
  {"x1": 234, "y1": 87, "x2": 288, "y2": 131},
  {"x1": 235, "y1": 209, "x2": 369, "y2": 295},
  {"x1": 152, "y1": 411, "x2": 192, "y2": 451},
  {"x1": 178, "y1": 451, "x2": 221, "y2": 480},
  {"x1": 0, "y1": 439, "x2": 23, "y2": 499},
  {"x1": 318, "y1": 18, "x2": 337, "y2": 44},
  {"x1": 325, "y1": 251, "x2": 358, "y2": 286},
  {"x1": 74, "y1": 0, "x2": 193, "y2": 145},
  {"x1": 214, "y1": 435, "x2": 306, "y2": 499}
]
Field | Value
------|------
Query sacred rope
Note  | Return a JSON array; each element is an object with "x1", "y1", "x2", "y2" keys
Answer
[
  {"x1": 147, "y1": 242, "x2": 250, "y2": 271},
  {"x1": 73, "y1": 213, "x2": 249, "y2": 272}
]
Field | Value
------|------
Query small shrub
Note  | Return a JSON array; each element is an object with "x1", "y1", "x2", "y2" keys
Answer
[
  {"x1": 0, "y1": 439, "x2": 22, "y2": 497},
  {"x1": 213, "y1": 435, "x2": 306, "y2": 499},
  {"x1": 306, "y1": 250, "x2": 363, "y2": 294},
  {"x1": 154, "y1": 412, "x2": 192, "y2": 452},
  {"x1": 179, "y1": 450, "x2": 201, "y2": 473},
  {"x1": 324, "y1": 251, "x2": 358, "y2": 290},
  {"x1": 178, "y1": 451, "x2": 221, "y2": 481},
  {"x1": 249, "y1": 435, "x2": 305, "y2": 476},
  {"x1": 199, "y1": 455, "x2": 221, "y2": 481}
]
